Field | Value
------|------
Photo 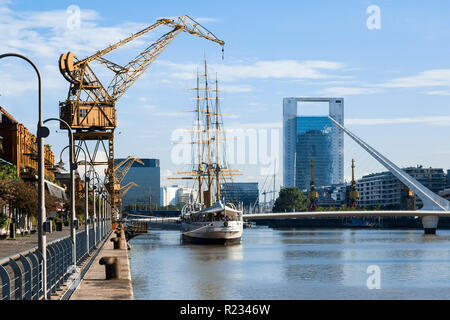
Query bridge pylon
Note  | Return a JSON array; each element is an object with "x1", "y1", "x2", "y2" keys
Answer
[{"x1": 328, "y1": 116, "x2": 450, "y2": 234}]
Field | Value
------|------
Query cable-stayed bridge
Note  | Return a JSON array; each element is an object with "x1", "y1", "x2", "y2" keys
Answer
[{"x1": 245, "y1": 116, "x2": 450, "y2": 234}]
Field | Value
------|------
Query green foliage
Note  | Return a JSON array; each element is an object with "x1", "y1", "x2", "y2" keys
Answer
[
  {"x1": 0, "y1": 164, "x2": 18, "y2": 180},
  {"x1": 340, "y1": 204, "x2": 360, "y2": 211},
  {"x1": 10, "y1": 180, "x2": 38, "y2": 218},
  {"x1": 0, "y1": 213, "x2": 8, "y2": 229},
  {"x1": 272, "y1": 187, "x2": 309, "y2": 213}
]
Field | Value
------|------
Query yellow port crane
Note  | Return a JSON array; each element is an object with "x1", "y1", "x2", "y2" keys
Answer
[
  {"x1": 114, "y1": 156, "x2": 144, "y2": 211},
  {"x1": 114, "y1": 156, "x2": 144, "y2": 186},
  {"x1": 58, "y1": 15, "x2": 225, "y2": 218}
]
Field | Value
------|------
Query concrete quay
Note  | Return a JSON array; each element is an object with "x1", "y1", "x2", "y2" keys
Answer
[{"x1": 71, "y1": 231, "x2": 133, "y2": 300}]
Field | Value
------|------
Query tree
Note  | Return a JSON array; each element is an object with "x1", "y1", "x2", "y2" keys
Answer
[
  {"x1": 10, "y1": 180, "x2": 38, "y2": 219},
  {"x1": 0, "y1": 164, "x2": 18, "y2": 180},
  {"x1": 272, "y1": 187, "x2": 309, "y2": 213}
]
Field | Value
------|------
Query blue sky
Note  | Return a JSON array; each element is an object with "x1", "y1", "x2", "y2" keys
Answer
[{"x1": 1, "y1": 0, "x2": 450, "y2": 197}]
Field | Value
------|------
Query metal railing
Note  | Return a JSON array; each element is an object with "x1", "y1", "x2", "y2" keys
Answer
[{"x1": 0, "y1": 218, "x2": 111, "y2": 300}]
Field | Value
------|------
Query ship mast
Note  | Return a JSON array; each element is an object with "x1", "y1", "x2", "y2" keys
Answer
[
  {"x1": 169, "y1": 59, "x2": 241, "y2": 208},
  {"x1": 204, "y1": 59, "x2": 213, "y2": 207},
  {"x1": 215, "y1": 74, "x2": 221, "y2": 202},
  {"x1": 196, "y1": 72, "x2": 203, "y2": 208}
]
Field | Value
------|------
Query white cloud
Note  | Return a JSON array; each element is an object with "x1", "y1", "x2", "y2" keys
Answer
[
  {"x1": 227, "y1": 121, "x2": 282, "y2": 130},
  {"x1": 194, "y1": 17, "x2": 220, "y2": 24},
  {"x1": 316, "y1": 86, "x2": 382, "y2": 96},
  {"x1": 156, "y1": 59, "x2": 347, "y2": 82},
  {"x1": 346, "y1": 116, "x2": 450, "y2": 126},
  {"x1": 0, "y1": 4, "x2": 148, "y2": 60},
  {"x1": 380, "y1": 69, "x2": 450, "y2": 88},
  {"x1": 220, "y1": 84, "x2": 253, "y2": 93},
  {"x1": 424, "y1": 90, "x2": 450, "y2": 96}
]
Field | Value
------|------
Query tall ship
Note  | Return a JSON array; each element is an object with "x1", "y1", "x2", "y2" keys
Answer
[{"x1": 171, "y1": 59, "x2": 243, "y2": 244}]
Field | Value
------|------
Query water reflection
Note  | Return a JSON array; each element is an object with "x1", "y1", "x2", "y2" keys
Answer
[{"x1": 129, "y1": 228, "x2": 450, "y2": 299}]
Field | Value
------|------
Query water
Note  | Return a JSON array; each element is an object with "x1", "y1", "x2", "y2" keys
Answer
[{"x1": 129, "y1": 227, "x2": 450, "y2": 299}]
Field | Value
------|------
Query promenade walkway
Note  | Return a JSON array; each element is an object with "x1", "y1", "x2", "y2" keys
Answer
[
  {"x1": 71, "y1": 232, "x2": 133, "y2": 300},
  {"x1": 0, "y1": 227, "x2": 72, "y2": 259}
]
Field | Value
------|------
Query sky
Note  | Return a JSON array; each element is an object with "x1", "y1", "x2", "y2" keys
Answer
[{"x1": 0, "y1": 0, "x2": 450, "y2": 200}]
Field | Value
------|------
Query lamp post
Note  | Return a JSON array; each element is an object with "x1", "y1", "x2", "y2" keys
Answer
[
  {"x1": 98, "y1": 186, "x2": 102, "y2": 239},
  {"x1": 101, "y1": 187, "x2": 111, "y2": 235},
  {"x1": 43, "y1": 117, "x2": 76, "y2": 266},
  {"x1": 88, "y1": 171, "x2": 102, "y2": 247},
  {"x1": 59, "y1": 145, "x2": 90, "y2": 254},
  {"x1": 0, "y1": 53, "x2": 50, "y2": 298}
]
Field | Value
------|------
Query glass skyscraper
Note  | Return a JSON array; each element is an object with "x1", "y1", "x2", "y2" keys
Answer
[
  {"x1": 114, "y1": 158, "x2": 160, "y2": 207},
  {"x1": 221, "y1": 182, "x2": 259, "y2": 212},
  {"x1": 295, "y1": 117, "x2": 333, "y2": 190},
  {"x1": 283, "y1": 98, "x2": 344, "y2": 190}
]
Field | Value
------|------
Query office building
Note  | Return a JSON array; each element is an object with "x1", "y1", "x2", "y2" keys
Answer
[
  {"x1": 160, "y1": 185, "x2": 197, "y2": 207},
  {"x1": 114, "y1": 158, "x2": 160, "y2": 207},
  {"x1": 0, "y1": 106, "x2": 55, "y2": 181},
  {"x1": 283, "y1": 98, "x2": 344, "y2": 189},
  {"x1": 447, "y1": 170, "x2": 450, "y2": 188},
  {"x1": 356, "y1": 166, "x2": 448, "y2": 209},
  {"x1": 221, "y1": 182, "x2": 259, "y2": 213}
]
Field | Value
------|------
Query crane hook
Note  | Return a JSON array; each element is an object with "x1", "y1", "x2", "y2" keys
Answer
[{"x1": 222, "y1": 46, "x2": 224, "y2": 60}]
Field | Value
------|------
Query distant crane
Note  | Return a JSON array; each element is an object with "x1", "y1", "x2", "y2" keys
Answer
[
  {"x1": 120, "y1": 182, "x2": 139, "y2": 197},
  {"x1": 308, "y1": 159, "x2": 318, "y2": 211},
  {"x1": 114, "y1": 156, "x2": 145, "y2": 212},
  {"x1": 58, "y1": 15, "x2": 225, "y2": 219},
  {"x1": 348, "y1": 158, "x2": 360, "y2": 208},
  {"x1": 258, "y1": 169, "x2": 278, "y2": 212},
  {"x1": 261, "y1": 190, "x2": 276, "y2": 205}
]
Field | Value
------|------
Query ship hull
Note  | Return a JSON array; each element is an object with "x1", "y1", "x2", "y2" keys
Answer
[{"x1": 181, "y1": 220, "x2": 243, "y2": 245}]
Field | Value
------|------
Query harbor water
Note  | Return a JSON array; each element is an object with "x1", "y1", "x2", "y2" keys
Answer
[{"x1": 129, "y1": 227, "x2": 450, "y2": 299}]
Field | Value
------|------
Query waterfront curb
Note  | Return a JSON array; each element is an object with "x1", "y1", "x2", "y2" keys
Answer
[{"x1": 70, "y1": 232, "x2": 134, "y2": 300}]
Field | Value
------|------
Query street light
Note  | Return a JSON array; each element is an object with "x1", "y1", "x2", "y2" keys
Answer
[
  {"x1": 59, "y1": 144, "x2": 90, "y2": 254},
  {"x1": 43, "y1": 117, "x2": 77, "y2": 267},
  {"x1": 0, "y1": 53, "x2": 50, "y2": 298},
  {"x1": 88, "y1": 169, "x2": 103, "y2": 247}
]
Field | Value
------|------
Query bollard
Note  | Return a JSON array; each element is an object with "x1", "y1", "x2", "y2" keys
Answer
[
  {"x1": 99, "y1": 257, "x2": 121, "y2": 280},
  {"x1": 110, "y1": 237, "x2": 123, "y2": 250},
  {"x1": 9, "y1": 218, "x2": 16, "y2": 239}
]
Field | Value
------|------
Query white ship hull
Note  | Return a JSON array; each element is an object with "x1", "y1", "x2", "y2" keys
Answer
[
  {"x1": 181, "y1": 202, "x2": 243, "y2": 244},
  {"x1": 181, "y1": 220, "x2": 243, "y2": 244}
]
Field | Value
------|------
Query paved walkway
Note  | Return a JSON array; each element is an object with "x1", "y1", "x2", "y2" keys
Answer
[
  {"x1": 0, "y1": 227, "x2": 74, "y2": 259},
  {"x1": 71, "y1": 233, "x2": 133, "y2": 300}
]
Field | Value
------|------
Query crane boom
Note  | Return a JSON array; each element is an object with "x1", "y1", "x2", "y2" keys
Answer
[
  {"x1": 115, "y1": 156, "x2": 145, "y2": 185},
  {"x1": 58, "y1": 15, "x2": 225, "y2": 220},
  {"x1": 59, "y1": 15, "x2": 224, "y2": 104}
]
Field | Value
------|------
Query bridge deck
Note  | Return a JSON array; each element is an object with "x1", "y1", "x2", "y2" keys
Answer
[{"x1": 244, "y1": 210, "x2": 450, "y2": 220}]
